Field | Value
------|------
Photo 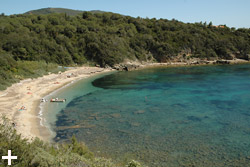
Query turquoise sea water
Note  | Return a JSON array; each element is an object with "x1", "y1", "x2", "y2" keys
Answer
[
  {"x1": 52, "y1": 65, "x2": 250, "y2": 166},
  {"x1": 41, "y1": 72, "x2": 114, "y2": 136}
]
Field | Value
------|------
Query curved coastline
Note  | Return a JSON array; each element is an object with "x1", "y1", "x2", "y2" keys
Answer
[
  {"x1": 36, "y1": 60, "x2": 250, "y2": 142},
  {"x1": 0, "y1": 60, "x2": 249, "y2": 143},
  {"x1": 38, "y1": 80, "x2": 79, "y2": 140},
  {"x1": 0, "y1": 66, "x2": 114, "y2": 142},
  {"x1": 39, "y1": 70, "x2": 116, "y2": 142}
]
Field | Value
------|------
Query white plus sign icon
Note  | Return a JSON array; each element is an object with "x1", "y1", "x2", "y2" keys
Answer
[{"x1": 2, "y1": 150, "x2": 17, "y2": 165}]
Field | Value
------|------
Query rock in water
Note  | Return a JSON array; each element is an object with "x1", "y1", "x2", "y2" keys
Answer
[
  {"x1": 134, "y1": 110, "x2": 145, "y2": 114},
  {"x1": 110, "y1": 113, "x2": 121, "y2": 118}
]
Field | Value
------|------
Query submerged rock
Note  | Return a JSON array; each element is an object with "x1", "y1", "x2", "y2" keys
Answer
[
  {"x1": 110, "y1": 113, "x2": 121, "y2": 118},
  {"x1": 82, "y1": 124, "x2": 96, "y2": 129},
  {"x1": 148, "y1": 107, "x2": 161, "y2": 112},
  {"x1": 130, "y1": 122, "x2": 141, "y2": 127},
  {"x1": 134, "y1": 110, "x2": 145, "y2": 114},
  {"x1": 56, "y1": 125, "x2": 81, "y2": 130},
  {"x1": 187, "y1": 116, "x2": 202, "y2": 122}
]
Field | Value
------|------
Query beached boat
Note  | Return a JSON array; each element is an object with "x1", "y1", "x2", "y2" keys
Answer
[
  {"x1": 50, "y1": 98, "x2": 66, "y2": 102},
  {"x1": 40, "y1": 98, "x2": 48, "y2": 102}
]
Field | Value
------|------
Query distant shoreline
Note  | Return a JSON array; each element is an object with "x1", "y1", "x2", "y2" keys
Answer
[
  {"x1": 123, "y1": 58, "x2": 250, "y2": 71},
  {"x1": 0, "y1": 60, "x2": 249, "y2": 142}
]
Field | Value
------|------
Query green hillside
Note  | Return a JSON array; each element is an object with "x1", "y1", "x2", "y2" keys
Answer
[
  {"x1": 25, "y1": 8, "x2": 105, "y2": 16},
  {"x1": 0, "y1": 8, "x2": 250, "y2": 166},
  {"x1": 0, "y1": 9, "x2": 250, "y2": 90}
]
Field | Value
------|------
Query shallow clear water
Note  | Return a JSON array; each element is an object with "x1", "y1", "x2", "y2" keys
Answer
[
  {"x1": 54, "y1": 65, "x2": 250, "y2": 166},
  {"x1": 42, "y1": 72, "x2": 114, "y2": 136}
]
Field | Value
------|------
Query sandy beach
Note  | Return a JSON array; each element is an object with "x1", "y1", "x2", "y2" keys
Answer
[
  {"x1": 0, "y1": 66, "x2": 113, "y2": 141},
  {"x1": 0, "y1": 59, "x2": 248, "y2": 142}
]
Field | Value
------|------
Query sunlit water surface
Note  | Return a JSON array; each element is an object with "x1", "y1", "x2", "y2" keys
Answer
[{"x1": 53, "y1": 65, "x2": 250, "y2": 166}]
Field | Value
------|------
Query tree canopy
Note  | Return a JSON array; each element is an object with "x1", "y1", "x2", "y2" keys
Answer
[
  {"x1": 0, "y1": 10, "x2": 250, "y2": 89},
  {"x1": 0, "y1": 11, "x2": 249, "y2": 67}
]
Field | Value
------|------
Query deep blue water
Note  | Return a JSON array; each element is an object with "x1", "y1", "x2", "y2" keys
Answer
[{"x1": 54, "y1": 65, "x2": 250, "y2": 166}]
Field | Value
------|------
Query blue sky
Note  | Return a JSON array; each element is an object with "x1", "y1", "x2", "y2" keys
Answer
[{"x1": 1, "y1": 0, "x2": 249, "y2": 28}]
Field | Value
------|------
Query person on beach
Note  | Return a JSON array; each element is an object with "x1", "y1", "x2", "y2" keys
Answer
[
  {"x1": 12, "y1": 122, "x2": 16, "y2": 127},
  {"x1": 19, "y1": 106, "x2": 26, "y2": 111}
]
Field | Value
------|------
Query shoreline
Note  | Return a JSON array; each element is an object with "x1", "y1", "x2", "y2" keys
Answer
[
  {"x1": 0, "y1": 66, "x2": 113, "y2": 142},
  {"x1": 0, "y1": 59, "x2": 249, "y2": 143},
  {"x1": 132, "y1": 59, "x2": 250, "y2": 70}
]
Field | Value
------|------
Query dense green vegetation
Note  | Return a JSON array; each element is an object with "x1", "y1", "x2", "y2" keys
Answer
[
  {"x1": 0, "y1": 117, "x2": 143, "y2": 167},
  {"x1": 25, "y1": 8, "x2": 86, "y2": 16},
  {"x1": 0, "y1": 8, "x2": 250, "y2": 89},
  {"x1": 0, "y1": 8, "x2": 250, "y2": 166},
  {"x1": 25, "y1": 8, "x2": 105, "y2": 16},
  {"x1": 0, "y1": 54, "x2": 62, "y2": 90}
]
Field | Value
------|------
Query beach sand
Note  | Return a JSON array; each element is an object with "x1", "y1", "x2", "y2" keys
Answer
[
  {"x1": 0, "y1": 66, "x2": 112, "y2": 141},
  {"x1": 0, "y1": 59, "x2": 248, "y2": 142}
]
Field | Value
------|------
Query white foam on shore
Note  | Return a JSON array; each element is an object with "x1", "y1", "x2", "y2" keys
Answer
[
  {"x1": 37, "y1": 79, "x2": 81, "y2": 137},
  {"x1": 37, "y1": 70, "x2": 115, "y2": 139}
]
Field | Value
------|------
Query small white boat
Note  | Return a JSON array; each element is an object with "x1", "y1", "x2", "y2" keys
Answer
[{"x1": 50, "y1": 98, "x2": 66, "y2": 103}]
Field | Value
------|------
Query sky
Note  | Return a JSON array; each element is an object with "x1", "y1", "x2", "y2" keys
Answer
[{"x1": 0, "y1": 0, "x2": 250, "y2": 28}]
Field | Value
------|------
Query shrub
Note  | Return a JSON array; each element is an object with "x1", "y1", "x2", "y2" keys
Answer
[{"x1": 0, "y1": 117, "x2": 145, "y2": 167}]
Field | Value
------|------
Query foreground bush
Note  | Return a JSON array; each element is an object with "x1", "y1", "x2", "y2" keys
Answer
[{"x1": 0, "y1": 117, "x2": 144, "y2": 167}]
